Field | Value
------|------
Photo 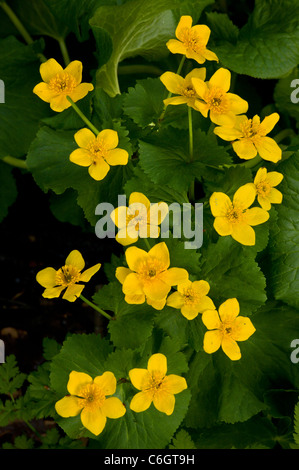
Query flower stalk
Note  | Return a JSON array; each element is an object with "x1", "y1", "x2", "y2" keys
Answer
[
  {"x1": 79, "y1": 294, "x2": 113, "y2": 321},
  {"x1": 66, "y1": 96, "x2": 100, "y2": 135}
]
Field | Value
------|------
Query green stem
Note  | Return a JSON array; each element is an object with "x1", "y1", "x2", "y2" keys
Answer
[
  {"x1": 25, "y1": 420, "x2": 42, "y2": 439},
  {"x1": 188, "y1": 106, "x2": 195, "y2": 201},
  {"x1": 67, "y1": 96, "x2": 100, "y2": 135},
  {"x1": 143, "y1": 238, "x2": 152, "y2": 251},
  {"x1": 80, "y1": 294, "x2": 112, "y2": 321},
  {"x1": 242, "y1": 155, "x2": 263, "y2": 169},
  {"x1": 58, "y1": 37, "x2": 70, "y2": 66},
  {"x1": 274, "y1": 128, "x2": 295, "y2": 144},
  {"x1": 0, "y1": 1, "x2": 46, "y2": 62},
  {"x1": 1, "y1": 156, "x2": 28, "y2": 169},
  {"x1": 118, "y1": 64, "x2": 163, "y2": 76}
]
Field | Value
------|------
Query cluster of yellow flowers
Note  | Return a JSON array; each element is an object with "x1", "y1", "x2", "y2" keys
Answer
[
  {"x1": 55, "y1": 353, "x2": 187, "y2": 436},
  {"x1": 33, "y1": 14, "x2": 285, "y2": 437}
]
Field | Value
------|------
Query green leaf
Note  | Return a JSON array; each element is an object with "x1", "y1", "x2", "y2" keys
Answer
[
  {"x1": 266, "y1": 152, "x2": 299, "y2": 309},
  {"x1": 0, "y1": 36, "x2": 51, "y2": 159},
  {"x1": 90, "y1": 0, "x2": 180, "y2": 96},
  {"x1": 138, "y1": 127, "x2": 232, "y2": 193},
  {"x1": 209, "y1": 0, "x2": 299, "y2": 79},
  {"x1": 0, "y1": 355, "x2": 26, "y2": 396},
  {"x1": 185, "y1": 301, "x2": 299, "y2": 428},
  {"x1": 169, "y1": 429, "x2": 196, "y2": 449},
  {"x1": 294, "y1": 401, "x2": 299, "y2": 446}
]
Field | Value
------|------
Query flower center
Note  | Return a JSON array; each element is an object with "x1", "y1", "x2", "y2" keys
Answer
[
  {"x1": 183, "y1": 287, "x2": 199, "y2": 305},
  {"x1": 144, "y1": 372, "x2": 165, "y2": 394},
  {"x1": 87, "y1": 140, "x2": 108, "y2": 163},
  {"x1": 205, "y1": 87, "x2": 229, "y2": 114},
  {"x1": 256, "y1": 181, "x2": 271, "y2": 197},
  {"x1": 77, "y1": 383, "x2": 106, "y2": 412},
  {"x1": 126, "y1": 209, "x2": 147, "y2": 232},
  {"x1": 48, "y1": 73, "x2": 77, "y2": 94},
  {"x1": 226, "y1": 204, "x2": 245, "y2": 224},
  {"x1": 55, "y1": 265, "x2": 81, "y2": 287},
  {"x1": 137, "y1": 258, "x2": 165, "y2": 282},
  {"x1": 181, "y1": 29, "x2": 204, "y2": 54},
  {"x1": 182, "y1": 85, "x2": 196, "y2": 98},
  {"x1": 240, "y1": 118, "x2": 262, "y2": 141}
]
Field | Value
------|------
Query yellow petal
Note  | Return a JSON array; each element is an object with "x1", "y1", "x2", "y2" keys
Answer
[
  {"x1": 231, "y1": 223, "x2": 256, "y2": 246},
  {"x1": 227, "y1": 93, "x2": 248, "y2": 115},
  {"x1": 68, "y1": 82, "x2": 94, "y2": 103},
  {"x1": 74, "y1": 128, "x2": 96, "y2": 148},
  {"x1": 105, "y1": 148, "x2": 129, "y2": 166},
  {"x1": 129, "y1": 192, "x2": 150, "y2": 210},
  {"x1": 129, "y1": 368, "x2": 151, "y2": 390},
  {"x1": 185, "y1": 67, "x2": 207, "y2": 82},
  {"x1": 65, "y1": 250, "x2": 85, "y2": 271},
  {"x1": 191, "y1": 24, "x2": 211, "y2": 45},
  {"x1": 42, "y1": 285, "x2": 65, "y2": 298},
  {"x1": 36, "y1": 267, "x2": 57, "y2": 288},
  {"x1": 232, "y1": 139, "x2": 257, "y2": 160},
  {"x1": 164, "y1": 374, "x2": 187, "y2": 394},
  {"x1": 209, "y1": 68, "x2": 231, "y2": 93},
  {"x1": 40, "y1": 58, "x2": 63, "y2": 82},
  {"x1": 163, "y1": 96, "x2": 189, "y2": 106},
  {"x1": 166, "y1": 38, "x2": 187, "y2": 55},
  {"x1": 175, "y1": 15, "x2": 193, "y2": 40},
  {"x1": 254, "y1": 167, "x2": 268, "y2": 185},
  {"x1": 202, "y1": 309, "x2": 221, "y2": 330},
  {"x1": 209, "y1": 111, "x2": 236, "y2": 127},
  {"x1": 146, "y1": 296, "x2": 167, "y2": 310},
  {"x1": 148, "y1": 353, "x2": 167, "y2": 376},
  {"x1": 153, "y1": 390, "x2": 175, "y2": 415},
  {"x1": 166, "y1": 291, "x2": 184, "y2": 309},
  {"x1": 191, "y1": 77, "x2": 209, "y2": 99},
  {"x1": 116, "y1": 227, "x2": 139, "y2": 246},
  {"x1": 192, "y1": 280, "x2": 211, "y2": 297},
  {"x1": 80, "y1": 264, "x2": 101, "y2": 282},
  {"x1": 214, "y1": 125, "x2": 243, "y2": 141},
  {"x1": 233, "y1": 316, "x2": 256, "y2": 341},
  {"x1": 80, "y1": 407, "x2": 106, "y2": 436},
  {"x1": 62, "y1": 283, "x2": 84, "y2": 302},
  {"x1": 122, "y1": 272, "x2": 144, "y2": 295},
  {"x1": 233, "y1": 183, "x2": 257, "y2": 209},
  {"x1": 196, "y1": 296, "x2": 216, "y2": 313},
  {"x1": 130, "y1": 390, "x2": 153, "y2": 412},
  {"x1": 64, "y1": 60, "x2": 83, "y2": 84},
  {"x1": 260, "y1": 112, "x2": 280, "y2": 134},
  {"x1": 160, "y1": 71, "x2": 185, "y2": 95},
  {"x1": 159, "y1": 267, "x2": 189, "y2": 286},
  {"x1": 69, "y1": 148, "x2": 93, "y2": 167},
  {"x1": 257, "y1": 195, "x2": 271, "y2": 211},
  {"x1": 213, "y1": 216, "x2": 233, "y2": 236},
  {"x1": 143, "y1": 278, "x2": 170, "y2": 300},
  {"x1": 33, "y1": 82, "x2": 57, "y2": 103},
  {"x1": 101, "y1": 397, "x2": 126, "y2": 419},
  {"x1": 55, "y1": 396, "x2": 82, "y2": 417},
  {"x1": 115, "y1": 267, "x2": 132, "y2": 284},
  {"x1": 266, "y1": 171, "x2": 284, "y2": 187},
  {"x1": 88, "y1": 158, "x2": 110, "y2": 181},
  {"x1": 202, "y1": 48, "x2": 219, "y2": 62},
  {"x1": 193, "y1": 100, "x2": 209, "y2": 116},
  {"x1": 125, "y1": 293, "x2": 145, "y2": 304},
  {"x1": 210, "y1": 192, "x2": 232, "y2": 217},
  {"x1": 49, "y1": 94, "x2": 71, "y2": 112},
  {"x1": 67, "y1": 371, "x2": 93, "y2": 396},
  {"x1": 255, "y1": 137, "x2": 282, "y2": 163},
  {"x1": 125, "y1": 246, "x2": 147, "y2": 271},
  {"x1": 93, "y1": 371, "x2": 116, "y2": 396},
  {"x1": 218, "y1": 298, "x2": 239, "y2": 322},
  {"x1": 244, "y1": 207, "x2": 269, "y2": 226},
  {"x1": 181, "y1": 304, "x2": 200, "y2": 320},
  {"x1": 221, "y1": 337, "x2": 241, "y2": 360},
  {"x1": 268, "y1": 187, "x2": 283, "y2": 204},
  {"x1": 203, "y1": 330, "x2": 222, "y2": 354},
  {"x1": 148, "y1": 242, "x2": 170, "y2": 268}
]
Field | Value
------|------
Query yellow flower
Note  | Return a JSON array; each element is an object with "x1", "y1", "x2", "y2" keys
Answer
[
  {"x1": 69, "y1": 128, "x2": 129, "y2": 181},
  {"x1": 129, "y1": 353, "x2": 187, "y2": 415},
  {"x1": 160, "y1": 68, "x2": 206, "y2": 110},
  {"x1": 192, "y1": 68, "x2": 248, "y2": 126},
  {"x1": 115, "y1": 242, "x2": 189, "y2": 310},
  {"x1": 166, "y1": 15, "x2": 218, "y2": 64},
  {"x1": 249, "y1": 167, "x2": 283, "y2": 211},
  {"x1": 209, "y1": 184, "x2": 269, "y2": 246},
  {"x1": 33, "y1": 58, "x2": 94, "y2": 112},
  {"x1": 202, "y1": 298, "x2": 256, "y2": 361},
  {"x1": 213, "y1": 113, "x2": 282, "y2": 163},
  {"x1": 55, "y1": 371, "x2": 126, "y2": 436},
  {"x1": 110, "y1": 192, "x2": 168, "y2": 246},
  {"x1": 166, "y1": 279, "x2": 215, "y2": 320},
  {"x1": 36, "y1": 250, "x2": 101, "y2": 302}
]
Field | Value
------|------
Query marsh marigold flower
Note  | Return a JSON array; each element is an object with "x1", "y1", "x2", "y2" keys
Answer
[
  {"x1": 55, "y1": 371, "x2": 126, "y2": 436},
  {"x1": 36, "y1": 250, "x2": 101, "y2": 302},
  {"x1": 160, "y1": 68, "x2": 206, "y2": 110},
  {"x1": 202, "y1": 298, "x2": 255, "y2": 361},
  {"x1": 115, "y1": 242, "x2": 189, "y2": 310},
  {"x1": 166, "y1": 15, "x2": 218, "y2": 64},
  {"x1": 210, "y1": 184, "x2": 269, "y2": 246},
  {"x1": 129, "y1": 353, "x2": 187, "y2": 415},
  {"x1": 167, "y1": 279, "x2": 215, "y2": 320},
  {"x1": 214, "y1": 113, "x2": 282, "y2": 163},
  {"x1": 110, "y1": 192, "x2": 168, "y2": 246},
  {"x1": 247, "y1": 167, "x2": 283, "y2": 211},
  {"x1": 33, "y1": 58, "x2": 94, "y2": 112},
  {"x1": 192, "y1": 68, "x2": 248, "y2": 126},
  {"x1": 69, "y1": 128, "x2": 129, "y2": 181}
]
